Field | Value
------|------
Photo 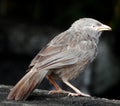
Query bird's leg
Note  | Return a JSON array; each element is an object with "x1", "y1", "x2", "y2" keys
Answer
[
  {"x1": 47, "y1": 76, "x2": 65, "y2": 94},
  {"x1": 62, "y1": 79, "x2": 90, "y2": 97}
]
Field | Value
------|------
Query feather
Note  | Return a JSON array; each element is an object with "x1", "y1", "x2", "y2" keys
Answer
[{"x1": 7, "y1": 68, "x2": 48, "y2": 100}]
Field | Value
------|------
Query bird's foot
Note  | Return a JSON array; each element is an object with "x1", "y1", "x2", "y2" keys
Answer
[
  {"x1": 67, "y1": 92, "x2": 90, "y2": 97},
  {"x1": 48, "y1": 90, "x2": 66, "y2": 94},
  {"x1": 48, "y1": 90, "x2": 90, "y2": 97}
]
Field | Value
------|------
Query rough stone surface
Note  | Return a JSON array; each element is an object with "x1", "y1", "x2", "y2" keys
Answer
[{"x1": 0, "y1": 85, "x2": 120, "y2": 106}]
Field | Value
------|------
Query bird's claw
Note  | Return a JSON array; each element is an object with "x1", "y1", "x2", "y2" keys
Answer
[{"x1": 67, "y1": 92, "x2": 90, "y2": 97}]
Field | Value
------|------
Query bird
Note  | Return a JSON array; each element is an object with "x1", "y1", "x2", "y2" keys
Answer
[{"x1": 7, "y1": 18, "x2": 111, "y2": 101}]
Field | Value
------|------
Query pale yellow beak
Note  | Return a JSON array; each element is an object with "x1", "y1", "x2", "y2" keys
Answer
[{"x1": 96, "y1": 24, "x2": 112, "y2": 31}]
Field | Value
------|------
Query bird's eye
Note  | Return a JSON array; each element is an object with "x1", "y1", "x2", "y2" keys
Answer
[{"x1": 91, "y1": 25, "x2": 95, "y2": 28}]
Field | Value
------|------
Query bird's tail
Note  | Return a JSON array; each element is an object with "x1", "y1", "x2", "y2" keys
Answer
[{"x1": 7, "y1": 68, "x2": 48, "y2": 100}]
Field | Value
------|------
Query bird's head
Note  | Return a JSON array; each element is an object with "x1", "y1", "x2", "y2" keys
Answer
[{"x1": 71, "y1": 18, "x2": 111, "y2": 39}]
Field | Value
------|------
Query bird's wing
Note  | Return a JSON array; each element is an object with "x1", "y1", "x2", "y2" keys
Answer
[
  {"x1": 28, "y1": 30, "x2": 92, "y2": 71},
  {"x1": 28, "y1": 31, "x2": 71, "y2": 68},
  {"x1": 28, "y1": 44, "x2": 79, "y2": 71}
]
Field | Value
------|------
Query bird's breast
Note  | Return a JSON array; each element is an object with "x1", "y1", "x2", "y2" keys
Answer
[{"x1": 78, "y1": 40, "x2": 97, "y2": 62}]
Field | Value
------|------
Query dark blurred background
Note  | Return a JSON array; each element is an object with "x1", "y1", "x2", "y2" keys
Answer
[{"x1": 0, "y1": 0, "x2": 120, "y2": 99}]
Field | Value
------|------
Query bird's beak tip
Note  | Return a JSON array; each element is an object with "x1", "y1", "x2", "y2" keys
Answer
[{"x1": 97, "y1": 24, "x2": 112, "y2": 31}]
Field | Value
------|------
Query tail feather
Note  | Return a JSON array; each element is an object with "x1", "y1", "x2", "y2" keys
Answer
[{"x1": 7, "y1": 68, "x2": 48, "y2": 100}]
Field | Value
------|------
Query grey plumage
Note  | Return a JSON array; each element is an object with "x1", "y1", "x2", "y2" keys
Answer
[{"x1": 7, "y1": 18, "x2": 111, "y2": 100}]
